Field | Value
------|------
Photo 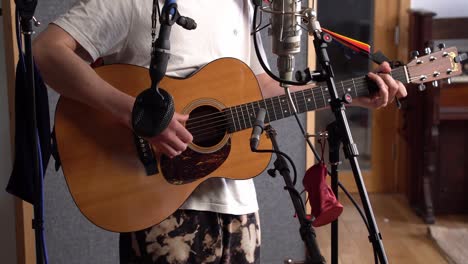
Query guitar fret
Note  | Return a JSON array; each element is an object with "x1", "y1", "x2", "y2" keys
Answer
[
  {"x1": 341, "y1": 81, "x2": 346, "y2": 97},
  {"x1": 280, "y1": 97, "x2": 288, "y2": 116},
  {"x1": 245, "y1": 104, "x2": 251, "y2": 128},
  {"x1": 234, "y1": 106, "x2": 240, "y2": 130},
  {"x1": 324, "y1": 87, "x2": 330, "y2": 104},
  {"x1": 249, "y1": 102, "x2": 256, "y2": 128},
  {"x1": 284, "y1": 96, "x2": 292, "y2": 115},
  {"x1": 270, "y1": 97, "x2": 277, "y2": 121},
  {"x1": 233, "y1": 106, "x2": 241, "y2": 131},
  {"x1": 302, "y1": 90, "x2": 310, "y2": 112},
  {"x1": 293, "y1": 91, "x2": 302, "y2": 113},
  {"x1": 316, "y1": 88, "x2": 324, "y2": 109},
  {"x1": 403, "y1": 66, "x2": 410, "y2": 84},
  {"x1": 241, "y1": 105, "x2": 248, "y2": 129},
  {"x1": 320, "y1": 86, "x2": 327, "y2": 106},
  {"x1": 393, "y1": 66, "x2": 410, "y2": 84},
  {"x1": 277, "y1": 96, "x2": 285, "y2": 119},
  {"x1": 312, "y1": 89, "x2": 317, "y2": 110},
  {"x1": 240, "y1": 105, "x2": 247, "y2": 130},
  {"x1": 264, "y1": 100, "x2": 271, "y2": 123},
  {"x1": 221, "y1": 65, "x2": 427, "y2": 133},
  {"x1": 346, "y1": 83, "x2": 352, "y2": 94},
  {"x1": 241, "y1": 104, "x2": 246, "y2": 128},
  {"x1": 228, "y1": 108, "x2": 236, "y2": 132},
  {"x1": 258, "y1": 100, "x2": 269, "y2": 123},
  {"x1": 352, "y1": 78, "x2": 358, "y2": 97},
  {"x1": 254, "y1": 102, "x2": 259, "y2": 119},
  {"x1": 245, "y1": 104, "x2": 253, "y2": 128}
]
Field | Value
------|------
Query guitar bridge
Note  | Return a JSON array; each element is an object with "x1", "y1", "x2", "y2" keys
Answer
[{"x1": 133, "y1": 134, "x2": 158, "y2": 176}]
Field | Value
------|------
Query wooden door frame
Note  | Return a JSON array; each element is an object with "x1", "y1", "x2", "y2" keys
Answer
[
  {"x1": 306, "y1": 0, "x2": 316, "y2": 168},
  {"x1": 369, "y1": 0, "x2": 410, "y2": 193},
  {"x1": 2, "y1": 0, "x2": 36, "y2": 263}
]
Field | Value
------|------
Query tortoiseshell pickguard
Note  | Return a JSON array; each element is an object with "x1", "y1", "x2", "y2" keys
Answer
[{"x1": 160, "y1": 140, "x2": 231, "y2": 184}]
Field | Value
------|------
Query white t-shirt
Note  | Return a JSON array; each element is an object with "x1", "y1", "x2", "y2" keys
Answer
[{"x1": 54, "y1": 0, "x2": 267, "y2": 215}]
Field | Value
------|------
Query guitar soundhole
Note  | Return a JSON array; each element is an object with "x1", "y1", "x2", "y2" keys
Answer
[
  {"x1": 160, "y1": 103, "x2": 231, "y2": 185},
  {"x1": 187, "y1": 105, "x2": 227, "y2": 149}
]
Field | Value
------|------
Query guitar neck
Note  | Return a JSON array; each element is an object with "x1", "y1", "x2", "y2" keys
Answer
[{"x1": 225, "y1": 65, "x2": 409, "y2": 133}]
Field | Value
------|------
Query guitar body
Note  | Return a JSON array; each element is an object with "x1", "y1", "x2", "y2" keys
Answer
[
  {"x1": 54, "y1": 47, "x2": 463, "y2": 232},
  {"x1": 55, "y1": 58, "x2": 272, "y2": 232}
]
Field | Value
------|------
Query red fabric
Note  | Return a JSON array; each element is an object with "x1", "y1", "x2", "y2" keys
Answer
[{"x1": 303, "y1": 162, "x2": 343, "y2": 227}]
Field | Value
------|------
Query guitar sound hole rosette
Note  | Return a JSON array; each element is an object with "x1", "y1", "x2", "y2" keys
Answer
[{"x1": 183, "y1": 99, "x2": 231, "y2": 154}]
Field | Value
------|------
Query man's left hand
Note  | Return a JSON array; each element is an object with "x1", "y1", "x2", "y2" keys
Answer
[{"x1": 354, "y1": 62, "x2": 408, "y2": 109}]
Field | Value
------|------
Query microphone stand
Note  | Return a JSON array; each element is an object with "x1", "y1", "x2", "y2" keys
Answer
[
  {"x1": 307, "y1": 14, "x2": 388, "y2": 264},
  {"x1": 326, "y1": 121, "x2": 341, "y2": 264},
  {"x1": 262, "y1": 125, "x2": 325, "y2": 264},
  {"x1": 16, "y1": 0, "x2": 45, "y2": 263},
  {"x1": 132, "y1": 0, "x2": 195, "y2": 137}
]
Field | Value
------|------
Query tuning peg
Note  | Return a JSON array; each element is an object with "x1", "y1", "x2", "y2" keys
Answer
[
  {"x1": 432, "y1": 81, "x2": 439, "y2": 87},
  {"x1": 418, "y1": 83, "x2": 426, "y2": 91},
  {"x1": 411, "y1": 50, "x2": 424, "y2": 64},
  {"x1": 424, "y1": 47, "x2": 432, "y2": 55},
  {"x1": 438, "y1": 43, "x2": 446, "y2": 50},
  {"x1": 446, "y1": 78, "x2": 452, "y2": 85},
  {"x1": 410, "y1": 50, "x2": 420, "y2": 59}
]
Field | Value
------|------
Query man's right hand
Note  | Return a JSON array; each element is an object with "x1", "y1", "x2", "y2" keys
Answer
[{"x1": 147, "y1": 112, "x2": 193, "y2": 158}]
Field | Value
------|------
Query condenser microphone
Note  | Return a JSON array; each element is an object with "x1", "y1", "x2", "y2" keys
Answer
[
  {"x1": 250, "y1": 108, "x2": 266, "y2": 151},
  {"x1": 270, "y1": 0, "x2": 302, "y2": 81}
]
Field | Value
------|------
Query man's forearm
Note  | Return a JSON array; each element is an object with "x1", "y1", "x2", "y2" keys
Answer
[{"x1": 33, "y1": 36, "x2": 134, "y2": 128}]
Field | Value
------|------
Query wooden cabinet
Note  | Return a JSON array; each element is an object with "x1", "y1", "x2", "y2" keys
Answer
[
  {"x1": 436, "y1": 84, "x2": 468, "y2": 214},
  {"x1": 405, "y1": 11, "x2": 468, "y2": 223}
]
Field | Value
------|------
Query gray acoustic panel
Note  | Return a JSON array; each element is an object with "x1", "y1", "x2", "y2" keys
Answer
[{"x1": 254, "y1": 7, "x2": 311, "y2": 263}]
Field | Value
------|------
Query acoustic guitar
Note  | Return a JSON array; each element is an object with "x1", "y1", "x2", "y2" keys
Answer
[{"x1": 55, "y1": 47, "x2": 463, "y2": 232}]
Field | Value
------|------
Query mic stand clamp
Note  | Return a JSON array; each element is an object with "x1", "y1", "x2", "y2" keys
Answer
[
  {"x1": 263, "y1": 125, "x2": 325, "y2": 264},
  {"x1": 306, "y1": 13, "x2": 389, "y2": 264}
]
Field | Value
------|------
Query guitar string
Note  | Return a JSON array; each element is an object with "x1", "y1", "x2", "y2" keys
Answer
[
  {"x1": 186, "y1": 77, "x2": 370, "y2": 125},
  {"x1": 185, "y1": 67, "x2": 411, "y2": 125},
  {"x1": 190, "y1": 83, "x2": 441, "y2": 141},
  {"x1": 188, "y1": 54, "x2": 454, "y2": 137},
  {"x1": 186, "y1": 67, "x2": 442, "y2": 139},
  {"x1": 186, "y1": 65, "x2": 436, "y2": 129},
  {"x1": 187, "y1": 80, "x2": 375, "y2": 139},
  {"x1": 186, "y1": 74, "x2": 407, "y2": 135},
  {"x1": 185, "y1": 63, "x2": 450, "y2": 140},
  {"x1": 187, "y1": 73, "x2": 424, "y2": 139},
  {"x1": 186, "y1": 78, "x2": 369, "y2": 128},
  {"x1": 187, "y1": 62, "x2": 446, "y2": 126}
]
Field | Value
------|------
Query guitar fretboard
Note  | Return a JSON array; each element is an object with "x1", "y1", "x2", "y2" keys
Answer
[{"x1": 224, "y1": 66, "x2": 408, "y2": 133}]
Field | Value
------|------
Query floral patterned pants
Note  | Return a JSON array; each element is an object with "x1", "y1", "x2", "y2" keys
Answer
[{"x1": 120, "y1": 210, "x2": 261, "y2": 264}]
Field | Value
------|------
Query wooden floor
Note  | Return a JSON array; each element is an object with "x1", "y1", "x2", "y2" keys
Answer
[{"x1": 314, "y1": 193, "x2": 468, "y2": 264}]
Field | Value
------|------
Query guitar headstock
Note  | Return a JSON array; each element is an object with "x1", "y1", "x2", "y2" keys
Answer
[{"x1": 406, "y1": 46, "x2": 465, "y2": 86}]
